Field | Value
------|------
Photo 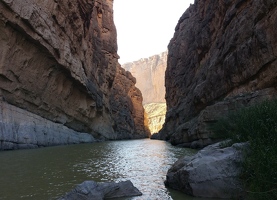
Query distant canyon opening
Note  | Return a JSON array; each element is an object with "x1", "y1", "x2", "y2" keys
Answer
[{"x1": 121, "y1": 51, "x2": 168, "y2": 134}]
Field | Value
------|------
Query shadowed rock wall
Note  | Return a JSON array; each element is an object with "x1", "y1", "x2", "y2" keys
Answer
[
  {"x1": 110, "y1": 65, "x2": 150, "y2": 139},
  {"x1": 0, "y1": 0, "x2": 149, "y2": 150},
  {"x1": 155, "y1": 0, "x2": 277, "y2": 147}
]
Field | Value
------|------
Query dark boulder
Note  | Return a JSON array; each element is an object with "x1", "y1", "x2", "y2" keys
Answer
[{"x1": 59, "y1": 180, "x2": 142, "y2": 200}]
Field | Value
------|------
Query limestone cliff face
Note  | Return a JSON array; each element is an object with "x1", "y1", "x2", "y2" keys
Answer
[
  {"x1": 122, "y1": 52, "x2": 167, "y2": 105},
  {"x1": 110, "y1": 65, "x2": 150, "y2": 139},
  {"x1": 155, "y1": 0, "x2": 277, "y2": 147},
  {"x1": 144, "y1": 103, "x2": 166, "y2": 134},
  {"x1": 122, "y1": 52, "x2": 167, "y2": 135},
  {"x1": 0, "y1": 0, "x2": 149, "y2": 150}
]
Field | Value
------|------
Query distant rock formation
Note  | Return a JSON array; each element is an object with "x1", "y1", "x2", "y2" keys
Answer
[
  {"x1": 122, "y1": 51, "x2": 167, "y2": 105},
  {"x1": 0, "y1": 0, "x2": 149, "y2": 150},
  {"x1": 122, "y1": 52, "x2": 167, "y2": 134},
  {"x1": 154, "y1": 0, "x2": 277, "y2": 146},
  {"x1": 144, "y1": 103, "x2": 166, "y2": 134}
]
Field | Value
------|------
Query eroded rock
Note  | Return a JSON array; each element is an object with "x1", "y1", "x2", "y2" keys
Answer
[
  {"x1": 122, "y1": 52, "x2": 167, "y2": 135},
  {"x1": 0, "y1": 100, "x2": 96, "y2": 150},
  {"x1": 110, "y1": 65, "x2": 151, "y2": 139},
  {"x1": 144, "y1": 103, "x2": 166, "y2": 134},
  {"x1": 165, "y1": 142, "x2": 248, "y2": 199},
  {"x1": 122, "y1": 51, "x2": 167, "y2": 104},
  {"x1": 157, "y1": 88, "x2": 277, "y2": 146},
  {"x1": 158, "y1": 0, "x2": 277, "y2": 145},
  {"x1": 0, "y1": 0, "x2": 149, "y2": 150},
  {"x1": 59, "y1": 180, "x2": 142, "y2": 200}
]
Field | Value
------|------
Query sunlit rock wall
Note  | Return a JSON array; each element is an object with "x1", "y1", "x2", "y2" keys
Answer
[
  {"x1": 122, "y1": 52, "x2": 167, "y2": 134},
  {"x1": 122, "y1": 51, "x2": 167, "y2": 104},
  {"x1": 144, "y1": 103, "x2": 166, "y2": 134}
]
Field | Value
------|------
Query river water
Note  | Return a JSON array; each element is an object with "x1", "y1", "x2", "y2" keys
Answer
[{"x1": 0, "y1": 139, "x2": 209, "y2": 200}]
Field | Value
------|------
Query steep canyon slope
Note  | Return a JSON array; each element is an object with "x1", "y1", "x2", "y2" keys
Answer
[
  {"x1": 155, "y1": 0, "x2": 277, "y2": 147},
  {"x1": 122, "y1": 52, "x2": 167, "y2": 134},
  {"x1": 122, "y1": 51, "x2": 167, "y2": 105},
  {"x1": 0, "y1": 0, "x2": 150, "y2": 150}
]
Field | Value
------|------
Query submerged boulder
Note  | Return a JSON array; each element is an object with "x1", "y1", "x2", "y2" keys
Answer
[
  {"x1": 165, "y1": 142, "x2": 248, "y2": 199},
  {"x1": 59, "y1": 180, "x2": 142, "y2": 200}
]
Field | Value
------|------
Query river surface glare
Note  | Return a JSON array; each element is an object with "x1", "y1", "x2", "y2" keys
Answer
[{"x1": 0, "y1": 139, "x2": 209, "y2": 200}]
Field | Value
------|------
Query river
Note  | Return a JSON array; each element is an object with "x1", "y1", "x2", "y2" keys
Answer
[{"x1": 0, "y1": 139, "x2": 210, "y2": 200}]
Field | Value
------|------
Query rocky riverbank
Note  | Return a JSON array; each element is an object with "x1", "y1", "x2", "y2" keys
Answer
[
  {"x1": 165, "y1": 142, "x2": 248, "y2": 199},
  {"x1": 158, "y1": 0, "x2": 276, "y2": 198}
]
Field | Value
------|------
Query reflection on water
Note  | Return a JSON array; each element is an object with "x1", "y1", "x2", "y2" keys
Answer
[{"x1": 0, "y1": 139, "x2": 211, "y2": 199}]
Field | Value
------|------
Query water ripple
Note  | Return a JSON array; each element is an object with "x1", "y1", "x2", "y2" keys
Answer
[{"x1": 0, "y1": 139, "x2": 202, "y2": 200}]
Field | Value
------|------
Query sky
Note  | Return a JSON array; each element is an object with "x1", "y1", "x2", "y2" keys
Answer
[{"x1": 113, "y1": 0, "x2": 195, "y2": 64}]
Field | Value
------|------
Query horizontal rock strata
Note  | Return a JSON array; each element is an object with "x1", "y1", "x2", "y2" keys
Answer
[
  {"x1": 156, "y1": 0, "x2": 277, "y2": 146},
  {"x1": 0, "y1": 0, "x2": 149, "y2": 150}
]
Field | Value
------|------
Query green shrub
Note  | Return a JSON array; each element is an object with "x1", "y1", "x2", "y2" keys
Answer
[{"x1": 211, "y1": 99, "x2": 277, "y2": 200}]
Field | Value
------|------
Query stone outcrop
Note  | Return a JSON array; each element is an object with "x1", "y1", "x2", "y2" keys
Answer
[
  {"x1": 122, "y1": 52, "x2": 167, "y2": 134},
  {"x1": 0, "y1": 100, "x2": 96, "y2": 150},
  {"x1": 144, "y1": 103, "x2": 166, "y2": 134},
  {"x1": 122, "y1": 51, "x2": 167, "y2": 105},
  {"x1": 156, "y1": 0, "x2": 277, "y2": 146},
  {"x1": 165, "y1": 142, "x2": 248, "y2": 199},
  {"x1": 59, "y1": 180, "x2": 142, "y2": 200},
  {"x1": 0, "y1": 0, "x2": 149, "y2": 150},
  {"x1": 110, "y1": 65, "x2": 150, "y2": 139},
  {"x1": 165, "y1": 88, "x2": 277, "y2": 148}
]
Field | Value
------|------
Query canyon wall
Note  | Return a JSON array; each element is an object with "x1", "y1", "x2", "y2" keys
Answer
[
  {"x1": 144, "y1": 103, "x2": 166, "y2": 134},
  {"x1": 122, "y1": 51, "x2": 167, "y2": 104},
  {"x1": 154, "y1": 0, "x2": 277, "y2": 147},
  {"x1": 110, "y1": 65, "x2": 150, "y2": 139},
  {"x1": 122, "y1": 52, "x2": 167, "y2": 134},
  {"x1": 0, "y1": 0, "x2": 149, "y2": 150}
]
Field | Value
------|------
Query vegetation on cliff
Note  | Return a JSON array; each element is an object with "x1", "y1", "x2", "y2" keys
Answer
[{"x1": 211, "y1": 99, "x2": 277, "y2": 200}]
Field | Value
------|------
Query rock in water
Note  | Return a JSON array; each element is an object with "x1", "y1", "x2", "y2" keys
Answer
[
  {"x1": 157, "y1": 0, "x2": 277, "y2": 146},
  {"x1": 0, "y1": 0, "x2": 149, "y2": 150},
  {"x1": 59, "y1": 180, "x2": 142, "y2": 200},
  {"x1": 165, "y1": 142, "x2": 248, "y2": 199}
]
